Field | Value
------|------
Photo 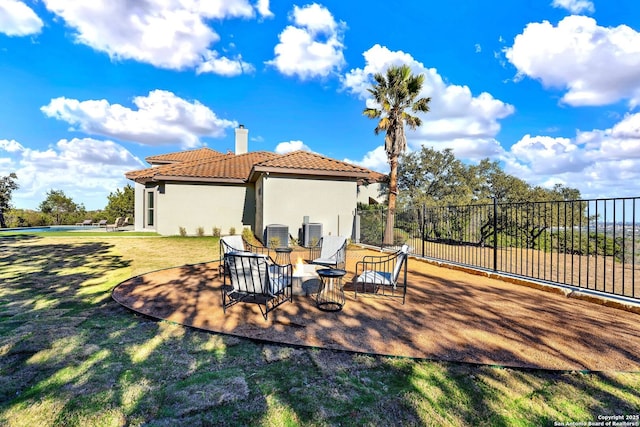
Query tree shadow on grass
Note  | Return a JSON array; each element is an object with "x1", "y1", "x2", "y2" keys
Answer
[
  {"x1": 0, "y1": 239, "x2": 130, "y2": 308},
  {"x1": 0, "y1": 234, "x2": 40, "y2": 243},
  {"x1": 0, "y1": 238, "x2": 132, "y2": 405},
  {"x1": 109, "y1": 261, "x2": 640, "y2": 424},
  {"x1": 3, "y1": 239, "x2": 638, "y2": 425}
]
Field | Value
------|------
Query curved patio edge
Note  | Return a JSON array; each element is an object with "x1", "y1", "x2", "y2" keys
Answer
[{"x1": 111, "y1": 259, "x2": 640, "y2": 372}]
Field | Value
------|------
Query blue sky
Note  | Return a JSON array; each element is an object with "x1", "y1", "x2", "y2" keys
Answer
[{"x1": 1, "y1": 0, "x2": 640, "y2": 210}]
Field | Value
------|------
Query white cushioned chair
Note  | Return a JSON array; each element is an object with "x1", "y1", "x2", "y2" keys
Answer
[
  {"x1": 308, "y1": 235, "x2": 347, "y2": 270},
  {"x1": 221, "y1": 251, "x2": 292, "y2": 320},
  {"x1": 354, "y1": 244, "x2": 409, "y2": 304}
]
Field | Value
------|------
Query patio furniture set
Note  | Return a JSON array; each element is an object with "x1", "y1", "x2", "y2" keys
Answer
[
  {"x1": 220, "y1": 234, "x2": 409, "y2": 319},
  {"x1": 74, "y1": 217, "x2": 131, "y2": 230}
]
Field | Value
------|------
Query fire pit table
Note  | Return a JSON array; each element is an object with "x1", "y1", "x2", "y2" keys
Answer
[{"x1": 292, "y1": 262, "x2": 321, "y2": 296}]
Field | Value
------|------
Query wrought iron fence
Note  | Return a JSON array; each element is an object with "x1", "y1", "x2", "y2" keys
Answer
[{"x1": 356, "y1": 197, "x2": 640, "y2": 301}]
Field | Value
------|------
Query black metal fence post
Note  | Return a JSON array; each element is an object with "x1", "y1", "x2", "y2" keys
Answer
[
  {"x1": 493, "y1": 197, "x2": 498, "y2": 272},
  {"x1": 421, "y1": 204, "x2": 426, "y2": 257},
  {"x1": 380, "y1": 208, "x2": 384, "y2": 250}
]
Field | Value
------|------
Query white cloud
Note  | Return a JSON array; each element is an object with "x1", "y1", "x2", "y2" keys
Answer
[
  {"x1": 509, "y1": 134, "x2": 589, "y2": 174},
  {"x1": 505, "y1": 16, "x2": 640, "y2": 107},
  {"x1": 0, "y1": 0, "x2": 43, "y2": 36},
  {"x1": 503, "y1": 112, "x2": 640, "y2": 198},
  {"x1": 196, "y1": 52, "x2": 254, "y2": 76},
  {"x1": 551, "y1": 0, "x2": 594, "y2": 14},
  {"x1": 344, "y1": 146, "x2": 389, "y2": 173},
  {"x1": 0, "y1": 137, "x2": 144, "y2": 210},
  {"x1": 0, "y1": 138, "x2": 25, "y2": 152},
  {"x1": 266, "y1": 3, "x2": 346, "y2": 79},
  {"x1": 40, "y1": 90, "x2": 237, "y2": 148},
  {"x1": 40, "y1": 0, "x2": 261, "y2": 74},
  {"x1": 274, "y1": 140, "x2": 311, "y2": 154},
  {"x1": 255, "y1": 0, "x2": 273, "y2": 18},
  {"x1": 343, "y1": 44, "x2": 514, "y2": 164}
]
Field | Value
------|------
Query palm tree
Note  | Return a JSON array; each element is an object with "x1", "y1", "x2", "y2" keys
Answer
[{"x1": 363, "y1": 64, "x2": 431, "y2": 245}]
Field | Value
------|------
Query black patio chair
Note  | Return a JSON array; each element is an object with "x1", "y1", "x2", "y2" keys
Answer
[
  {"x1": 307, "y1": 235, "x2": 347, "y2": 270},
  {"x1": 353, "y1": 244, "x2": 409, "y2": 304},
  {"x1": 221, "y1": 251, "x2": 293, "y2": 320},
  {"x1": 219, "y1": 234, "x2": 270, "y2": 278}
]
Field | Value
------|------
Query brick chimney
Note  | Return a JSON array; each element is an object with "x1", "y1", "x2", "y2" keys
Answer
[{"x1": 235, "y1": 125, "x2": 248, "y2": 155}]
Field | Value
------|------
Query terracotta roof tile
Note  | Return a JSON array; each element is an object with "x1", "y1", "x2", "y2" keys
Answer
[
  {"x1": 127, "y1": 149, "x2": 378, "y2": 183},
  {"x1": 127, "y1": 152, "x2": 279, "y2": 183},
  {"x1": 124, "y1": 168, "x2": 151, "y2": 180},
  {"x1": 159, "y1": 152, "x2": 278, "y2": 181},
  {"x1": 145, "y1": 147, "x2": 223, "y2": 164},
  {"x1": 252, "y1": 151, "x2": 371, "y2": 177},
  {"x1": 366, "y1": 170, "x2": 387, "y2": 183}
]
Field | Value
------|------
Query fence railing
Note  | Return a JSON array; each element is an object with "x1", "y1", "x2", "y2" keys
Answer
[{"x1": 355, "y1": 197, "x2": 640, "y2": 302}]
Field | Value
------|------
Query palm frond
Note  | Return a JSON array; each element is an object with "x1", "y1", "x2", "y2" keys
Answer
[
  {"x1": 403, "y1": 114, "x2": 422, "y2": 130},
  {"x1": 375, "y1": 117, "x2": 391, "y2": 135},
  {"x1": 363, "y1": 108, "x2": 381, "y2": 119},
  {"x1": 412, "y1": 97, "x2": 431, "y2": 113},
  {"x1": 364, "y1": 63, "x2": 430, "y2": 157}
]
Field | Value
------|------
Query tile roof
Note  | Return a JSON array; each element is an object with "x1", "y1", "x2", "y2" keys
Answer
[
  {"x1": 126, "y1": 152, "x2": 278, "y2": 183},
  {"x1": 251, "y1": 151, "x2": 371, "y2": 179},
  {"x1": 155, "y1": 152, "x2": 278, "y2": 182},
  {"x1": 145, "y1": 147, "x2": 223, "y2": 164},
  {"x1": 365, "y1": 169, "x2": 387, "y2": 183},
  {"x1": 126, "y1": 149, "x2": 378, "y2": 183}
]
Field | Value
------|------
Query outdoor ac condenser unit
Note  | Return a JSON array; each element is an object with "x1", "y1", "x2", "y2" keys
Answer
[
  {"x1": 302, "y1": 222, "x2": 322, "y2": 247},
  {"x1": 264, "y1": 224, "x2": 289, "y2": 248}
]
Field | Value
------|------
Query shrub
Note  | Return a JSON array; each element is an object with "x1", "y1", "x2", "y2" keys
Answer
[
  {"x1": 196, "y1": 226, "x2": 204, "y2": 237},
  {"x1": 212, "y1": 227, "x2": 221, "y2": 237},
  {"x1": 242, "y1": 227, "x2": 255, "y2": 243},
  {"x1": 358, "y1": 209, "x2": 384, "y2": 245},
  {"x1": 229, "y1": 227, "x2": 236, "y2": 235},
  {"x1": 179, "y1": 226, "x2": 187, "y2": 237},
  {"x1": 5, "y1": 209, "x2": 48, "y2": 227},
  {"x1": 393, "y1": 228, "x2": 410, "y2": 245},
  {"x1": 269, "y1": 237, "x2": 281, "y2": 249}
]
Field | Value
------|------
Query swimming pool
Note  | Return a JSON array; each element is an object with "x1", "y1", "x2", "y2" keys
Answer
[{"x1": 0, "y1": 225, "x2": 96, "y2": 233}]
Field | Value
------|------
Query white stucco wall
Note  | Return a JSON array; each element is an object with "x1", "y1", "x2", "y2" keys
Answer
[
  {"x1": 150, "y1": 181, "x2": 254, "y2": 236},
  {"x1": 133, "y1": 182, "x2": 146, "y2": 231},
  {"x1": 357, "y1": 182, "x2": 386, "y2": 205},
  {"x1": 258, "y1": 174, "x2": 357, "y2": 244}
]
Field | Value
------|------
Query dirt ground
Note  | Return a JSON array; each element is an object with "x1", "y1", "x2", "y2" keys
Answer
[{"x1": 112, "y1": 250, "x2": 640, "y2": 371}]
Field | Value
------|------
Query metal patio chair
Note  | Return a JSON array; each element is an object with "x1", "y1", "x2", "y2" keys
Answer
[
  {"x1": 308, "y1": 235, "x2": 347, "y2": 270},
  {"x1": 219, "y1": 234, "x2": 270, "y2": 278},
  {"x1": 221, "y1": 251, "x2": 293, "y2": 320},
  {"x1": 353, "y1": 244, "x2": 409, "y2": 304}
]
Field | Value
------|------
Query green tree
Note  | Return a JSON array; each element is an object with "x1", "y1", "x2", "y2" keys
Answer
[
  {"x1": 39, "y1": 189, "x2": 84, "y2": 225},
  {"x1": 484, "y1": 180, "x2": 584, "y2": 249},
  {"x1": 0, "y1": 173, "x2": 19, "y2": 228},
  {"x1": 105, "y1": 184, "x2": 134, "y2": 221},
  {"x1": 363, "y1": 64, "x2": 431, "y2": 245},
  {"x1": 398, "y1": 147, "x2": 472, "y2": 207},
  {"x1": 468, "y1": 159, "x2": 531, "y2": 203}
]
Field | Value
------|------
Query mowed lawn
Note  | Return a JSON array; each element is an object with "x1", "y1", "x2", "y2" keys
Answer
[{"x1": 1, "y1": 234, "x2": 639, "y2": 426}]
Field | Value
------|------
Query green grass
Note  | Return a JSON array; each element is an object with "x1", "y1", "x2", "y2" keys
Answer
[
  {"x1": 1, "y1": 235, "x2": 639, "y2": 426},
  {"x1": 0, "y1": 230, "x2": 159, "y2": 237}
]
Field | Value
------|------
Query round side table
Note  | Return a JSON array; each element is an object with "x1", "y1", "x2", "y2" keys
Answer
[{"x1": 316, "y1": 268, "x2": 347, "y2": 311}]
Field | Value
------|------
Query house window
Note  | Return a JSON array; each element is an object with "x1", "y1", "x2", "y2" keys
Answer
[{"x1": 146, "y1": 190, "x2": 155, "y2": 227}]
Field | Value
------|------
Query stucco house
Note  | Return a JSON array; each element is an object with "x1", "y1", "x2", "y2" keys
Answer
[{"x1": 125, "y1": 126, "x2": 386, "y2": 241}]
